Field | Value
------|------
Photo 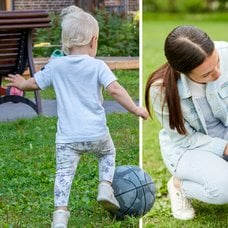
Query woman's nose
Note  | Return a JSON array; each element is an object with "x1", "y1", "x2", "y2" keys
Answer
[{"x1": 212, "y1": 68, "x2": 221, "y2": 80}]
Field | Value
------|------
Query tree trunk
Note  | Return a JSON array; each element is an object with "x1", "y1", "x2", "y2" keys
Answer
[
  {"x1": 168, "y1": 0, "x2": 177, "y2": 12},
  {"x1": 74, "y1": 0, "x2": 105, "y2": 12},
  {"x1": 0, "y1": 0, "x2": 6, "y2": 10}
]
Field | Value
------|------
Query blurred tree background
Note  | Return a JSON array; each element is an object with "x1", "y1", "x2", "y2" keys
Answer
[{"x1": 143, "y1": 0, "x2": 228, "y2": 13}]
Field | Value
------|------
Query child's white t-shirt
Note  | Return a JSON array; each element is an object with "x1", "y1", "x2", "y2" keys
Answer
[{"x1": 35, "y1": 55, "x2": 117, "y2": 143}]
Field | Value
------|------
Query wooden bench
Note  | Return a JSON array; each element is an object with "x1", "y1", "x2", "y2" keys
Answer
[{"x1": 0, "y1": 10, "x2": 51, "y2": 114}]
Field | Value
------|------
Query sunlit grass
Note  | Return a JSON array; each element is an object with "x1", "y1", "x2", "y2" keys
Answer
[{"x1": 0, "y1": 114, "x2": 140, "y2": 227}]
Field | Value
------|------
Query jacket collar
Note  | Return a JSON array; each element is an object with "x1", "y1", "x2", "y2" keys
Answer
[
  {"x1": 177, "y1": 74, "x2": 192, "y2": 99},
  {"x1": 178, "y1": 73, "x2": 218, "y2": 99}
]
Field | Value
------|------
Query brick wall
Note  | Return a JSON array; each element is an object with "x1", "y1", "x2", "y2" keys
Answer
[
  {"x1": 13, "y1": 0, "x2": 138, "y2": 12},
  {"x1": 129, "y1": 0, "x2": 138, "y2": 11},
  {"x1": 104, "y1": 0, "x2": 121, "y2": 6},
  {"x1": 13, "y1": 0, "x2": 75, "y2": 12},
  {"x1": 105, "y1": 0, "x2": 138, "y2": 11}
]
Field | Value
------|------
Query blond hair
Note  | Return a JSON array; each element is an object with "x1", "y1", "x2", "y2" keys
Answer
[{"x1": 61, "y1": 6, "x2": 99, "y2": 54}]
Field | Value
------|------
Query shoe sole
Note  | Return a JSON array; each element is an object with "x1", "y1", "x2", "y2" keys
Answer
[
  {"x1": 173, "y1": 212, "x2": 195, "y2": 220},
  {"x1": 51, "y1": 223, "x2": 67, "y2": 228},
  {"x1": 97, "y1": 198, "x2": 120, "y2": 212}
]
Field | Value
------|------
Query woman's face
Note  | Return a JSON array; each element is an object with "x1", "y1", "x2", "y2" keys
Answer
[{"x1": 188, "y1": 49, "x2": 221, "y2": 83}]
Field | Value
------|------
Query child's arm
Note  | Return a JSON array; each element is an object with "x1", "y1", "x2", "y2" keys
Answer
[
  {"x1": 107, "y1": 81, "x2": 148, "y2": 120},
  {"x1": 5, "y1": 74, "x2": 40, "y2": 91}
]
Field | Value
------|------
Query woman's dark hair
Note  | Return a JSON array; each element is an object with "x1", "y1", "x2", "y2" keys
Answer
[{"x1": 145, "y1": 25, "x2": 214, "y2": 135}]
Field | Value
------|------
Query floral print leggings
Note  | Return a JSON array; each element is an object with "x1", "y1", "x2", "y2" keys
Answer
[{"x1": 54, "y1": 134, "x2": 116, "y2": 207}]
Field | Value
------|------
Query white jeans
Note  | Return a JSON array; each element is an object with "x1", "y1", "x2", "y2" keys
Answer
[
  {"x1": 54, "y1": 134, "x2": 116, "y2": 207},
  {"x1": 175, "y1": 149, "x2": 228, "y2": 205}
]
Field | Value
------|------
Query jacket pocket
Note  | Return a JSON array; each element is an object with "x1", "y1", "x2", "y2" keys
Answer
[
  {"x1": 181, "y1": 98, "x2": 203, "y2": 131},
  {"x1": 218, "y1": 82, "x2": 228, "y2": 99}
]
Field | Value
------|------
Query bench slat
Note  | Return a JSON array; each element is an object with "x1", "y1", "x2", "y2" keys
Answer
[
  {"x1": 0, "y1": 48, "x2": 18, "y2": 53},
  {"x1": 0, "y1": 24, "x2": 51, "y2": 29},
  {"x1": 0, "y1": 54, "x2": 17, "y2": 60},
  {"x1": 0, "y1": 60, "x2": 17, "y2": 66},
  {"x1": 0, "y1": 52, "x2": 18, "y2": 58},
  {"x1": 0, "y1": 38, "x2": 20, "y2": 44},
  {"x1": 0, "y1": 63, "x2": 16, "y2": 68},
  {"x1": 0, "y1": 43, "x2": 19, "y2": 48},
  {"x1": 0, "y1": 10, "x2": 49, "y2": 19},
  {"x1": 0, "y1": 18, "x2": 51, "y2": 25}
]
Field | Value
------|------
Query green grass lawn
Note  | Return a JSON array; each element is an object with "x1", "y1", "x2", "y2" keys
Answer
[
  {"x1": 0, "y1": 113, "x2": 140, "y2": 227},
  {"x1": 142, "y1": 13, "x2": 228, "y2": 227},
  {"x1": 0, "y1": 65, "x2": 140, "y2": 226}
]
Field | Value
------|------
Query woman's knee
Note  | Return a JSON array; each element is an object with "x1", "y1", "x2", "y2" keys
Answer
[{"x1": 204, "y1": 177, "x2": 228, "y2": 204}]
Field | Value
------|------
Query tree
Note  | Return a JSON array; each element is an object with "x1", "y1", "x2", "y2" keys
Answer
[
  {"x1": 168, "y1": 0, "x2": 177, "y2": 12},
  {"x1": 218, "y1": 0, "x2": 228, "y2": 10},
  {"x1": 74, "y1": 0, "x2": 105, "y2": 12},
  {"x1": 0, "y1": 1, "x2": 6, "y2": 10}
]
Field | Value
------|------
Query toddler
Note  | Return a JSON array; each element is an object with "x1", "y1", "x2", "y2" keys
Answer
[{"x1": 6, "y1": 6, "x2": 148, "y2": 228}]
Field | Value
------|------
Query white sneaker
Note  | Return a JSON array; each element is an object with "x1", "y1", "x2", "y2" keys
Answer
[
  {"x1": 167, "y1": 176, "x2": 195, "y2": 220},
  {"x1": 97, "y1": 182, "x2": 120, "y2": 212},
  {"x1": 51, "y1": 210, "x2": 70, "y2": 228}
]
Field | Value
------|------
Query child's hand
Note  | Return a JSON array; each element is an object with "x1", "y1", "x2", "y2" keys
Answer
[
  {"x1": 134, "y1": 107, "x2": 149, "y2": 120},
  {"x1": 5, "y1": 74, "x2": 40, "y2": 91},
  {"x1": 5, "y1": 74, "x2": 25, "y2": 90}
]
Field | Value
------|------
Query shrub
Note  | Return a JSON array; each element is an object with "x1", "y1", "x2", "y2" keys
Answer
[
  {"x1": 33, "y1": 10, "x2": 139, "y2": 57},
  {"x1": 176, "y1": 0, "x2": 207, "y2": 12},
  {"x1": 95, "y1": 10, "x2": 139, "y2": 56}
]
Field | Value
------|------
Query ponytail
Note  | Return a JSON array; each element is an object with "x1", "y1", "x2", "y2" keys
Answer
[
  {"x1": 163, "y1": 64, "x2": 187, "y2": 135},
  {"x1": 145, "y1": 63, "x2": 166, "y2": 117},
  {"x1": 145, "y1": 62, "x2": 187, "y2": 135}
]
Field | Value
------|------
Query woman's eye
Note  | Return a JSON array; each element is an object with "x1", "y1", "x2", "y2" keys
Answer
[{"x1": 203, "y1": 73, "x2": 210, "y2": 78}]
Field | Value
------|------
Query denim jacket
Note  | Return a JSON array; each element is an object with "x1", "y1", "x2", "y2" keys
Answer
[{"x1": 150, "y1": 41, "x2": 228, "y2": 173}]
